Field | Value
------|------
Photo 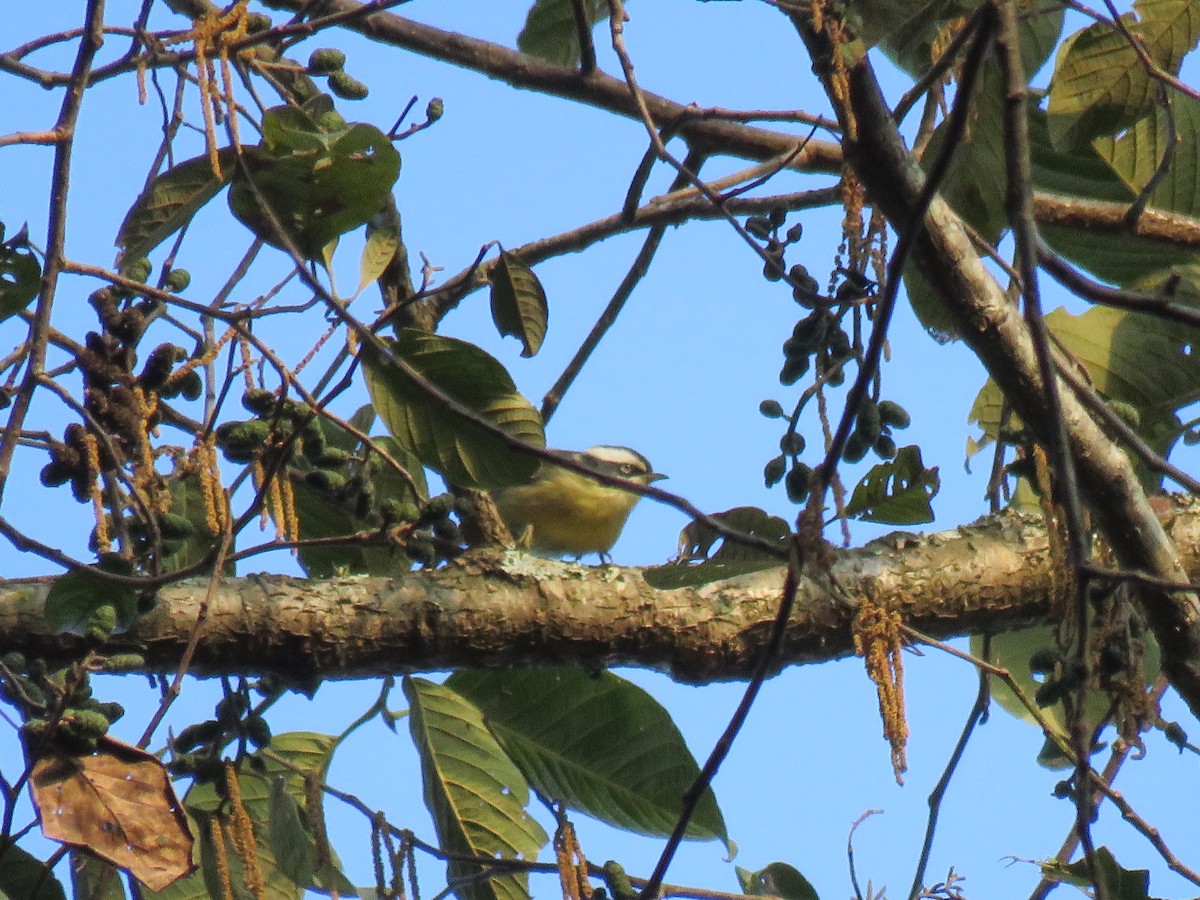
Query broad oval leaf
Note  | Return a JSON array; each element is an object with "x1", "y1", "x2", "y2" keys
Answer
[
  {"x1": 405, "y1": 677, "x2": 547, "y2": 900},
  {"x1": 228, "y1": 119, "x2": 400, "y2": 260},
  {"x1": 517, "y1": 0, "x2": 610, "y2": 67},
  {"x1": 362, "y1": 330, "x2": 545, "y2": 490},
  {"x1": 0, "y1": 224, "x2": 41, "y2": 321},
  {"x1": 116, "y1": 151, "x2": 234, "y2": 262},
  {"x1": 447, "y1": 669, "x2": 730, "y2": 847},
  {"x1": 844, "y1": 445, "x2": 940, "y2": 525},
  {"x1": 489, "y1": 250, "x2": 548, "y2": 357}
]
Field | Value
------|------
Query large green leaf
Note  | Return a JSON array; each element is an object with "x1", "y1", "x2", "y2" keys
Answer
[
  {"x1": 116, "y1": 151, "x2": 234, "y2": 262},
  {"x1": 0, "y1": 844, "x2": 67, "y2": 900},
  {"x1": 847, "y1": 0, "x2": 1060, "y2": 79},
  {"x1": 405, "y1": 677, "x2": 548, "y2": 900},
  {"x1": 489, "y1": 250, "x2": 548, "y2": 358},
  {"x1": 844, "y1": 445, "x2": 940, "y2": 525},
  {"x1": 175, "y1": 733, "x2": 353, "y2": 898},
  {"x1": 447, "y1": 669, "x2": 729, "y2": 846},
  {"x1": 1046, "y1": 0, "x2": 1200, "y2": 152},
  {"x1": 1032, "y1": 105, "x2": 1200, "y2": 295},
  {"x1": 1094, "y1": 92, "x2": 1200, "y2": 216},
  {"x1": 362, "y1": 330, "x2": 545, "y2": 490},
  {"x1": 968, "y1": 305, "x2": 1200, "y2": 472},
  {"x1": 517, "y1": 0, "x2": 610, "y2": 67},
  {"x1": 228, "y1": 102, "x2": 400, "y2": 259}
]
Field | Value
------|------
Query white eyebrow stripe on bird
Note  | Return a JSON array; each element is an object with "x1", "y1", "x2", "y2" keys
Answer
[{"x1": 581, "y1": 445, "x2": 653, "y2": 471}]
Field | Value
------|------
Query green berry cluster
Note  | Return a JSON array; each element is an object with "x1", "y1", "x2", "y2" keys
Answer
[
  {"x1": 306, "y1": 47, "x2": 368, "y2": 100},
  {"x1": 1, "y1": 654, "x2": 127, "y2": 756},
  {"x1": 169, "y1": 689, "x2": 272, "y2": 783}
]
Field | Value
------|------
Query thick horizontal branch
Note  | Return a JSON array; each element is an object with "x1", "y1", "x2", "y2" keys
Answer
[{"x1": 5, "y1": 502, "x2": 1200, "y2": 682}]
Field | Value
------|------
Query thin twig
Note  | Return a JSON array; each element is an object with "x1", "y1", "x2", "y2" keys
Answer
[{"x1": 907, "y1": 640, "x2": 991, "y2": 899}]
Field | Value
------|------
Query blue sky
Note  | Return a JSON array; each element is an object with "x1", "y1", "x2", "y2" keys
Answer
[{"x1": 3, "y1": 2, "x2": 1199, "y2": 898}]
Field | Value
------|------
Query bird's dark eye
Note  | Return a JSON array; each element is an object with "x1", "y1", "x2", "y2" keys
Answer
[{"x1": 620, "y1": 464, "x2": 635, "y2": 475}]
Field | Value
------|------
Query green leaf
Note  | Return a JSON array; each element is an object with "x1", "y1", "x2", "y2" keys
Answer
[
  {"x1": 268, "y1": 778, "x2": 316, "y2": 890},
  {"x1": 448, "y1": 669, "x2": 730, "y2": 846},
  {"x1": 362, "y1": 330, "x2": 545, "y2": 490},
  {"x1": 1046, "y1": 0, "x2": 1200, "y2": 152},
  {"x1": 0, "y1": 224, "x2": 41, "y2": 321},
  {"x1": 489, "y1": 250, "x2": 549, "y2": 358},
  {"x1": 161, "y1": 475, "x2": 221, "y2": 575},
  {"x1": 844, "y1": 445, "x2": 939, "y2": 524},
  {"x1": 70, "y1": 855, "x2": 127, "y2": 900},
  {"x1": 847, "y1": 0, "x2": 1061, "y2": 80},
  {"x1": 1039, "y1": 846, "x2": 1154, "y2": 899},
  {"x1": 116, "y1": 151, "x2": 234, "y2": 262},
  {"x1": 1094, "y1": 92, "x2": 1200, "y2": 216},
  {"x1": 404, "y1": 677, "x2": 548, "y2": 900},
  {"x1": 290, "y1": 415, "x2": 428, "y2": 576},
  {"x1": 290, "y1": 473, "x2": 405, "y2": 577},
  {"x1": 228, "y1": 106, "x2": 400, "y2": 260},
  {"x1": 736, "y1": 863, "x2": 819, "y2": 900},
  {"x1": 176, "y1": 734, "x2": 353, "y2": 899},
  {"x1": 968, "y1": 306, "x2": 1200, "y2": 476},
  {"x1": 44, "y1": 568, "x2": 138, "y2": 636},
  {"x1": 971, "y1": 625, "x2": 1159, "y2": 761},
  {"x1": 356, "y1": 218, "x2": 399, "y2": 297},
  {"x1": 0, "y1": 845, "x2": 67, "y2": 900},
  {"x1": 517, "y1": 0, "x2": 610, "y2": 67}
]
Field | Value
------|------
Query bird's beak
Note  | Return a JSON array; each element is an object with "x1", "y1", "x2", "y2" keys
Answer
[{"x1": 649, "y1": 473, "x2": 668, "y2": 483}]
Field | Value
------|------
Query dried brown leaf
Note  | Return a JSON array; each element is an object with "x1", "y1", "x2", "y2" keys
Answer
[{"x1": 31, "y1": 737, "x2": 194, "y2": 891}]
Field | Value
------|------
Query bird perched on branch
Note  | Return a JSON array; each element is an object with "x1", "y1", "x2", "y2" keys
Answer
[{"x1": 491, "y1": 445, "x2": 665, "y2": 562}]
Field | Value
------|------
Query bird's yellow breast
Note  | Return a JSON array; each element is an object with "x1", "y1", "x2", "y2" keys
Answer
[{"x1": 493, "y1": 467, "x2": 643, "y2": 558}]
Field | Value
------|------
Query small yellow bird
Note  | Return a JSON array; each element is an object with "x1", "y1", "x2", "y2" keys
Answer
[{"x1": 491, "y1": 445, "x2": 666, "y2": 561}]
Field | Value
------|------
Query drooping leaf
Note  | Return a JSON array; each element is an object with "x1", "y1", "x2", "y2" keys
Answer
[
  {"x1": 844, "y1": 445, "x2": 939, "y2": 525},
  {"x1": 268, "y1": 778, "x2": 316, "y2": 891},
  {"x1": 31, "y1": 738, "x2": 194, "y2": 892},
  {"x1": 116, "y1": 151, "x2": 235, "y2": 262},
  {"x1": 228, "y1": 101, "x2": 400, "y2": 260},
  {"x1": 290, "y1": 414, "x2": 428, "y2": 577},
  {"x1": 160, "y1": 475, "x2": 221, "y2": 575},
  {"x1": 404, "y1": 677, "x2": 547, "y2": 900},
  {"x1": 736, "y1": 863, "x2": 820, "y2": 900},
  {"x1": 489, "y1": 250, "x2": 549, "y2": 358},
  {"x1": 356, "y1": 217, "x2": 399, "y2": 297},
  {"x1": 0, "y1": 223, "x2": 41, "y2": 321},
  {"x1": 449, "y1": 669, "x2": 729, "y2": 847},
  {"x1": 0, "y1": 845, "x2": 68, "y2": 900},
  {"x1": 517, "y1": 0, "x2": 610, "y2": 67},
  {"x1": 362, "y1": 330, "x2": 544, "y2": 490},
  {"x1": 676, "y1": 506, "x2": 790, "y2": 564}
]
